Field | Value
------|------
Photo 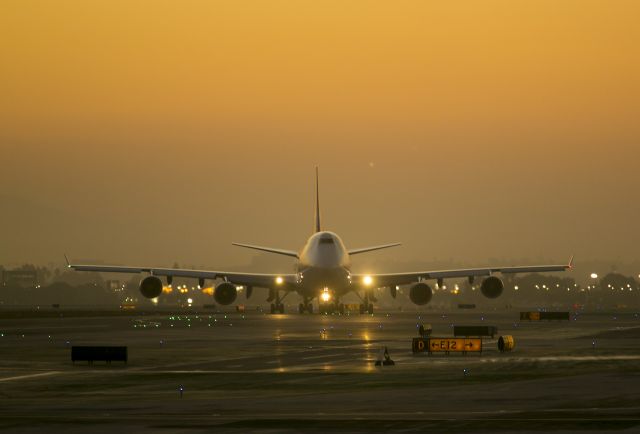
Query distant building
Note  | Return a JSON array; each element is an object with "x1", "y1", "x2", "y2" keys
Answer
[
  {"x1": 2, "y1": 269, "x2": 38, "y2": 288},
  {"x1": 105, "y1": 279, "x2": 126, "y2": 293}
]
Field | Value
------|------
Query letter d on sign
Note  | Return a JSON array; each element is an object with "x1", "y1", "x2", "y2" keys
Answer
[{"x1": 412, "y1": 338, "x2": 426, "y2": 353}]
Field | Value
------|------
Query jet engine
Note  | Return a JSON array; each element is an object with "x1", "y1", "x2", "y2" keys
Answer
[
  {"x1": 214, "y1": 282, "x2": 238, "y2": 305},
  {"x1": 409, "y1": 282, "x2": 433, "y2": 305},
  {"x1": 480, "y1": 276, "x2": 504, "y2": 299},
  {"x1": 139, "y1": 276, "x2": 163, "y2": 299}
]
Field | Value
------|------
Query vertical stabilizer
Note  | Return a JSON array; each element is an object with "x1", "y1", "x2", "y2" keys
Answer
[{"x1": 314, "y1": 167, "x2": 321, "y2": 233}]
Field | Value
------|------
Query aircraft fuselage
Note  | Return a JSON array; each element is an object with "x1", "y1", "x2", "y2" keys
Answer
[{"x1": 295, "y1": 231, "x2": 353, "y2": 301}]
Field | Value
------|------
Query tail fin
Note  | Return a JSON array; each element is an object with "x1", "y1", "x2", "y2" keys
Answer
[{"x1": 314, "y1": 166, "x2": 321, "y2": 233}]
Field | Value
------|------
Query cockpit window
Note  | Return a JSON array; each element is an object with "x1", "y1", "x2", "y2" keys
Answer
[{"x1": 319, "y1": 238, "x2": 335, "y2": 244}]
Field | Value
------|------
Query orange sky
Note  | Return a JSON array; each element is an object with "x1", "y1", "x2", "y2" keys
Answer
[{"x1": 1, "y1": 1, "x2": 639, "y2": 269}]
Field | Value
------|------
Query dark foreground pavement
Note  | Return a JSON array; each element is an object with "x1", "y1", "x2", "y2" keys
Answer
[{"x1": 1, "y1": 308, "x2": 639, "y2": 433}]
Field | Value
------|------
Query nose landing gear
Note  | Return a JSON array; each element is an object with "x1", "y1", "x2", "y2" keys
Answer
[
  {"x1": 359, "y1": 293, "x2": 374, "y2": 314},
  {"x1": 269, "y1": 290, "x2": 285, "y2": 314},
  {"x1": 317, "y1": 299, "x2": 344, "y2": 314},
  {"x1": 358, "y1": 303, "x2": 373, "y2": 314},
  {"x1": 298, "y1": 298, "x2": 314, "y2": 314},
  {"x1": 270, "y1": 303, "x2": 284, "y2": 314}
]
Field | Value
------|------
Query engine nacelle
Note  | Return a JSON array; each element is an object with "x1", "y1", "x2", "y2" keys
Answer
[
  {"x1": 139, "y1": 276, "x2": 163, "y2": 299},
  {"x1": 409, "y1": 282, "x2": 433, "y2": 306},
  {"x1": 480, "y1": 276, "x2": 504, "y2": 299},
  {"x1": 214, "y1": 282, "x2": 238, "y2": 305}
]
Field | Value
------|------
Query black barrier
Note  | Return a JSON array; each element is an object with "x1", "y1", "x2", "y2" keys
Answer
[
  {"x1": 453, "y1": 325, "x2": 497, "y2": 338},
  {"x1": 543, "y1": 312, "x2": 570, "y2": 320},
  {"x1": 458, "y1": 304, "x2": 476, "y2": 309},
  {"x1": 71, "y1": 346, "x2": 127, "y2": 364}
]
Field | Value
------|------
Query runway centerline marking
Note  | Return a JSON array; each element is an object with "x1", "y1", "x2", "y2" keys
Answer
[{"x1": 0, "y1": 371, "x2": 61, "y2": 382}]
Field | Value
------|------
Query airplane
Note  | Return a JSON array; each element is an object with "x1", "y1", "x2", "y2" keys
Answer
[{"x1": 66, "y1": 168, "x2": 573, "y2": 314}]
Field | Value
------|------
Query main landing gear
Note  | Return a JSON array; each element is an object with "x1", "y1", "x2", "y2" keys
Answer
[{"x1": 270, "y1": 302, "x2": 284, "y2": 314}]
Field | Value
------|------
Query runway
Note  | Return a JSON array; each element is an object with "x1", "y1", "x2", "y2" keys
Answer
[{"x1": 0, "y1": 308, "x2": 639, "y2": 432}]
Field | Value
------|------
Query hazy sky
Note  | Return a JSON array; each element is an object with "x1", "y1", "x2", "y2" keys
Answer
[{"x1": 1, "y1": 1, "x2": 639, "y2": 271}]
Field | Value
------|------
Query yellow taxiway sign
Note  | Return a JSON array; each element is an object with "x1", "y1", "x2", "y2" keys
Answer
[{"x1": 412, "y1": 337, "x2": 482, "y2": 354}]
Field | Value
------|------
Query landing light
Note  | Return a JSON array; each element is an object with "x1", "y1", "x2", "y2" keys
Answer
[
  {"x1": 363, "y1": 275, "x2": 373, "y2": 286},
  {"x1": 275, "y1": 276, "x2": 284, "y2": 285},
  {"x1": 321, "y1": 289, "x2": 331, "y2": 302}
]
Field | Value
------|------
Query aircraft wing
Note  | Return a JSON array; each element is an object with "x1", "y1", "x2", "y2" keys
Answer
[
  {"x1": 352, "y1": 256, "x2": 574, "y2": 287},
  {"x1": 65, "y1": 257, "x2": 296, "y2": 288}
]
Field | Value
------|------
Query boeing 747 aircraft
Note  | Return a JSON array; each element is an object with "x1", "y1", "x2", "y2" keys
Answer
[{"x1": 67, "y1": 169, "x2": 573, "y2": 314}]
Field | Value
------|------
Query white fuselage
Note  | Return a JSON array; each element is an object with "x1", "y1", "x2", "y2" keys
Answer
[{"x1": 295, "y1": 231, "x2": 352, "y2": 300}]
